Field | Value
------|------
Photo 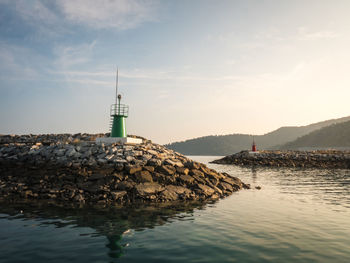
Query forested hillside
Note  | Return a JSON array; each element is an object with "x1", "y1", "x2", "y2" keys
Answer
[
  {"x1": 278, "y1": 120, "x2": 350, "y2": 150},
  {"x1": 165, "y1": 116, "x2": 350, "y2": 155}
]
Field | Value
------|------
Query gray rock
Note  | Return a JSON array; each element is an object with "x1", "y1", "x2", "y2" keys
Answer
[
  {"x1": 55, "y1": 149, "x2": 66, "y2": 157},
  {"x1": 97, "y1": 153, "x2": 107, "y2": 159},
  {"x1": 97, "y1": 158, "x2": 107, "y2": 164},
  {"x1": 66, "y1": 148, "x2": 77, "y2": 157}
]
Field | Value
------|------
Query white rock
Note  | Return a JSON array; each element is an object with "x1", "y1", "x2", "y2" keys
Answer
[
  {"x1": 147, "y1": 150, "x2": 158, "y2": 156},
  {"x1": 126, "y1": 156, "x2": 134, "y2": 162},
  {"x1": 105, "y1": 154, "x2": 115, "y2": 160}
]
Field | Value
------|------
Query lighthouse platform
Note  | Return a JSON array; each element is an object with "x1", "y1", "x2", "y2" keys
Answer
[{"x1": 96, "y1": 137, "x2": 142, "y2": 145}]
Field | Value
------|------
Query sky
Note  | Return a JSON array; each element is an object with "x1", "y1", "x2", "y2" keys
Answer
[{"x1": 0, "y1": 0, "x2": 350, "y2": 144}]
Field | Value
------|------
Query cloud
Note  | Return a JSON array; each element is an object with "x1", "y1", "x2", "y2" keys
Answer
[
  {"x1": 51, "y1": 68, "x2": 245, "y2": 83},
  {"x1": 57, "y1": 0, "x2": 158, "y2": 29},
  {"x1": 297, "y1": 27, "x2": 340, "y2": 40},
  {"x1": 54, "y1": 41, "x2": 97, "y2": 69},
  {"x1": 0, "y1": 43, "x2": 40, "y2": 81},
  {"x1": 1, "y1": 0, "x2": 158, "y2": 33},
  {"x1": 14, "y1": 0, "x2": 59, "y2": 24},
  {"x1": 51, "y1": 41, "x2": 106, "y2": 87}
]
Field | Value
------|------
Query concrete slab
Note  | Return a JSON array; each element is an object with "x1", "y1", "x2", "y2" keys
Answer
[{"x1": 96, "y1": 137, "x2": 142, "y2": 145}]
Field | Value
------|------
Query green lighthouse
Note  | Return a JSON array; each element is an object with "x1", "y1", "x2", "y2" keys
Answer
[
  {"x1": 97, "y1": 69, "x2": 142, "y2": 145},
  {"x1": 110, "y1": 69, "x2": 128, "y2": 137},
  {"x1": 110, "y1": 94, "x2": 128, "y2": 137}
]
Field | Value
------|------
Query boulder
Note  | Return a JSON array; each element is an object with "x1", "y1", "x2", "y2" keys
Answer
[
  {"x1": 165, "y1": 185, "x2": 191, "y2": 195},
  {"x1": 135, "y1": 183, "x2": 164, "y2": 196},
  {"x1": 73, "y1": 193, "x2": 85, "y2": 202},
  {"x1": 179, "y1": 174, "x2": 195, "y2": 185},
  {"x1": 176, "y1": 167, "x2": 189, "y2": 175},
  {"x1": 190, "y1": 169, "x2": 204, "y2": 177},
  {"x1": 222, "y1": 175, "x2": 243, "y2": 188},
  {"x1": 164, "y1": 159, "x2": 184, "y2": 167},
  {"x1": 88, "y1": 173, "x2": 106, "y2": 180},
  {"x1": 117, "y1": 180, "x2": 135, "y2": 191},
  {"x1": 185, "y1": 161, "x2": 200, "y2": 170},
  {"x1": 127, "y1": 165, "x2": 142, "y2": 175},
  {"x1": 110, "y1": 190, "x2": 127, "y2": 200},
  {"x1": 143, "y1": 166, "x2": 155, "y2": 173},
  {"x1": 196, "y1": 184, "x2": 215, "y2": 196},
  {"x1": 160, "y1": 189, "x2": 178, "y2": 201},
  {"x1": 134, "y1": 170, "x2": 153, "y2": 183},
  {"x1": 218, "y1": 182, "x2": 234, "y2": 192},
  {"x1": 156, "y1": 165, "x2": 176, "y2": 176},
  {"x1": 147, "y1": 158, "x2": 162, "y2": 167}
]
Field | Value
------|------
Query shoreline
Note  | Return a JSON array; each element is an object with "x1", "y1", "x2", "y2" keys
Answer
[{"x1": 211, "y1": 150, "x2": 350, "y2": 169}]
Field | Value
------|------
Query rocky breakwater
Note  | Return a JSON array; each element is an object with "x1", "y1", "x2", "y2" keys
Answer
[
  {"x1": 0, "y1": 134, "x2": 249, "y2": 205},
  {"x1": 211, "y1": 150, "x2": 350, "y2": 169}
]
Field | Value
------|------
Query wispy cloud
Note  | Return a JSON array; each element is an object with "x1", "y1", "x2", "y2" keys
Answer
[
  {"x1": 0, "y1": 43, "x2": 40, "y2": 81},
  {"x1": 296, "y1": 27, "x2": 340, "y2": 40},
  {"x1": 54, "y1": 41, "x2": 97, "y2": 69},
  {"x1": 57, "y1": 0, "x2": 158, "y2": 29},
  {"x1": 14, "y1": 0, "x2": 59, "y2": 24},
  {"x1": 51, "y1": 68, "x2": 245, "y2": 83},
  {"x1": 1, "y1": 0, "x2": 158, "y2": 33}
]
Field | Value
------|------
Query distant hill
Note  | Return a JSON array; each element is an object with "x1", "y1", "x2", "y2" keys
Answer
[
  {"x1": 165, "y1": 116, "x2": 350, "y2": 155},
  {"x1": 278, "y1": 120, "x2": 350, "y2": 150}
]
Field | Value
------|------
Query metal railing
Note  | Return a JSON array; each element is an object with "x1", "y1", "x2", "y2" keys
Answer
[{"x1": 110, "y1": 103, "x2": 129, "y2": 117}]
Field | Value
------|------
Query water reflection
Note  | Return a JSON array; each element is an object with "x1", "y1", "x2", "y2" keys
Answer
[
  {"x1": 0, "y1": 200, "x2": 209, "y2": 259},
  {"x1": 233, "y1": 165, "x2": 350, "y2": 209},
  {"x1": 250, "y1": 166, "x2": 257, "y2": 184}
]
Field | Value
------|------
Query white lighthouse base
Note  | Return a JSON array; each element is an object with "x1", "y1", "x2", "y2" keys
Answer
[{"x1": 96, "y1": 137, "x2": 142, "y2": 145}]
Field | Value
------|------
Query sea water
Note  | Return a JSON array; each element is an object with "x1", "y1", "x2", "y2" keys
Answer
[{"x1": 0, "y1": 156, "x2": 349, "y2": 262}]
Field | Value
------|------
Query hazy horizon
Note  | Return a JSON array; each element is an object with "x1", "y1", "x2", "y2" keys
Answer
[{"x1": 1, "y1": 0, "x2": 350, "y2": 144}]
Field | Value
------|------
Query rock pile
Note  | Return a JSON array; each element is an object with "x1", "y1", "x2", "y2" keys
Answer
[
  {"x1": 0, "y1": 134, "x2": 249, "y2": 205},
  {"x1": 212, "y1": 150, "x2": 350, "y2": 169}
]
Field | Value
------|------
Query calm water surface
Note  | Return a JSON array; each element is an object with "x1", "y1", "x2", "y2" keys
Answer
[{"x1": 1, "y1": 156, "x2": 350, "y2": 262}]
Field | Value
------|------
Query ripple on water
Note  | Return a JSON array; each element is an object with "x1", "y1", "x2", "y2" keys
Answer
[{"x1": 0, "y1": 157, "x2": 350, "y2": 263}]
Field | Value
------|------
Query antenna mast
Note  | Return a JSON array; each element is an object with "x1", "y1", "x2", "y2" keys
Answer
[{"x1": 115, "y1": 68, "x2": 118, "y2": 105}]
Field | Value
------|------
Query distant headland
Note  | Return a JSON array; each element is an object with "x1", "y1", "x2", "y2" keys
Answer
[{"x1": 165, "y1": 116, "x2": 350, "y2": 156}]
